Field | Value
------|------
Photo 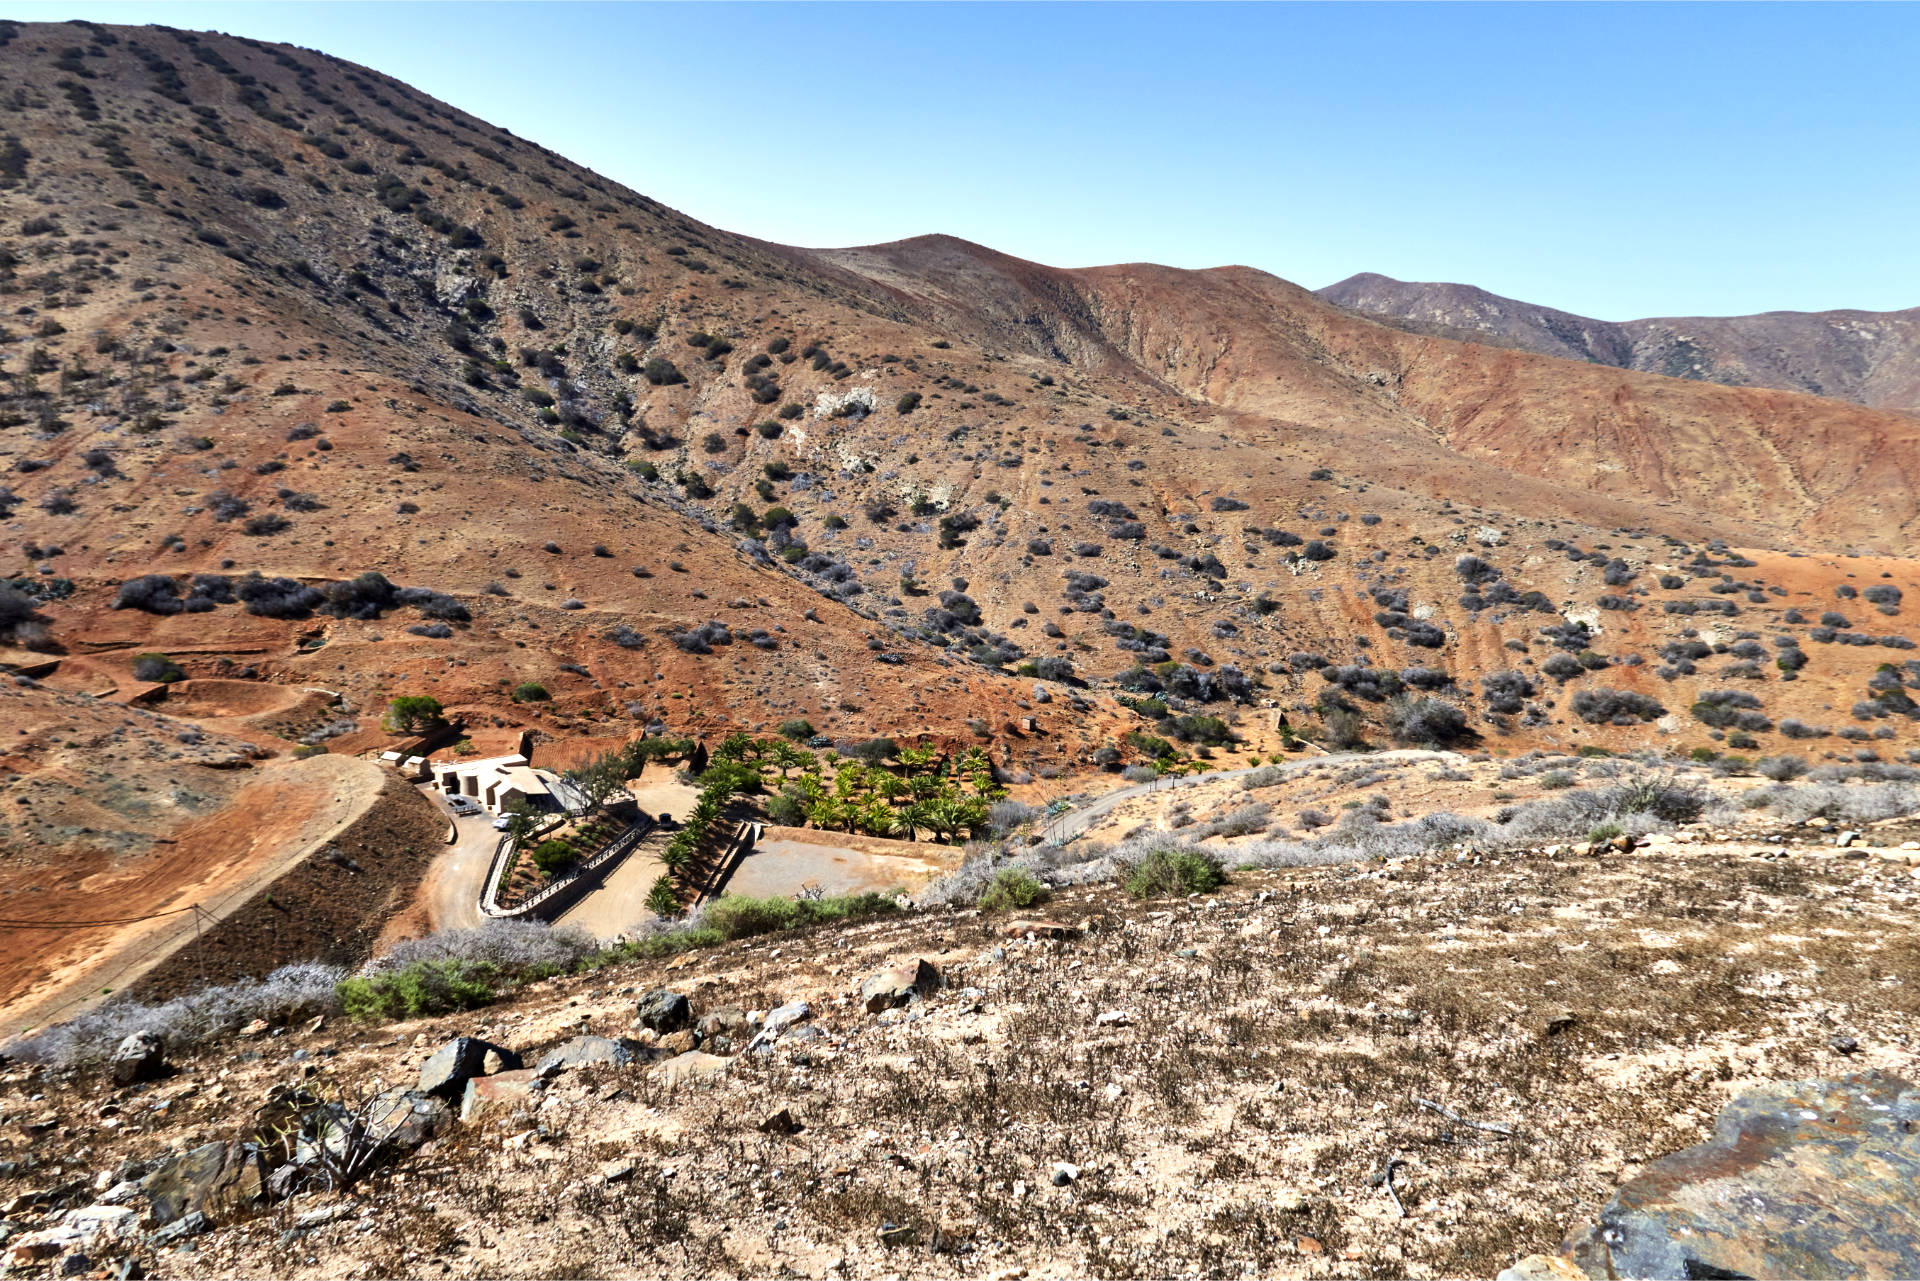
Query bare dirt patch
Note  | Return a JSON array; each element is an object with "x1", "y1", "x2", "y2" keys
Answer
[{"x1": 0, "y1": 755, "x2": 360, "y2": 1032}]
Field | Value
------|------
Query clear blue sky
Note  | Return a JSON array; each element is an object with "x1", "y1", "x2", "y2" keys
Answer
[{"x1": 15, "y1": 2, "x2": 1919, "y2": 320}]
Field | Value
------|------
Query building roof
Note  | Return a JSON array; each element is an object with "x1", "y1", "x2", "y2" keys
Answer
[
  {"x1": 494, "y1": 764, "x2": 551, "y2": 796},
  {"x1": 433, "y1": 752, "x2": 528, "y2": 776}
]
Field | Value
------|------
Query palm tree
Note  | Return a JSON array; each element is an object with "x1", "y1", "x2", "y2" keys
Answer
[
  {"x1": 918, "y1": 794, "x2": 969, "y2": 844},
  {"x1": 897, "y1": 743, "x2": 939, "y2": 776},
  {"x1": 768, "y1": 740, "x2": 808, "y2": 779},
  {"x1": 808, "y1": 794, "x2": 853, "y2": 833},
  {"x1": 714, "y1": 731, "x2": 756, "y2": 763},
  {"x1": 858, "y1": 797, "x2": 898, "y2": 838}
]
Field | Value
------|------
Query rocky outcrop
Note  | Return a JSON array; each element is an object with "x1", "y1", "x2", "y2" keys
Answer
[
  {"x1": 417, "y1": 1035, "x2": 521, "y2": 1100},
  {"x1": 1512, "y1": 1071, "x2": 1920, "y2": 1280},
  {"x1": 141, "y1": 1141, "x2": 270, "y2": 1229}
]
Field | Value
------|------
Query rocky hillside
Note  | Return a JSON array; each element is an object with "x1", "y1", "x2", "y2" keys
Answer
[
  {"x1": 3, "y1": 752, "x2": 1918, "y2": 1279},
  {"x1": 0, "y1": 20, "x2": 1917, "y2": 862},
  {"x1": 1320, "y1": 271, "x2": 1920, "y2": 412}
]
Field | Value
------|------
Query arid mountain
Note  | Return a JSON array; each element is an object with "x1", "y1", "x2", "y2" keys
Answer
[
  {"x1": 0, "y1": 16, "x2": 1916, "y2": 827},
  {"x1": 2, "y1": 24, "x2": 1918, "y2": 1280},
  {"x1": 1319, "y1": 271, "x2": 1920, "y2": 412}
]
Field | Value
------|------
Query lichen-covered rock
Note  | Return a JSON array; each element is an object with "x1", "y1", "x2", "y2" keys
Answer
[
  {"x1": 140, "y1": 1141, "x2": 268, "y2": 1228},
  {"x1": 533, "y1": 1034, "x2": 646, "y2": 1078},
  {"x1": 695, "y1": 1005, "x2": 749, "y2": 1040},
  {"x1": 1558, "y1": 1071, "x2": 1920, "y2": 1280},
  {"x1": 364, "y1": 1088, "x2": 452, "y2": 1153}
]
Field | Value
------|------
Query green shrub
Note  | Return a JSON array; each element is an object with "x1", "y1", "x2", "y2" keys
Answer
[
  {"x1": 766, "y1": 791, "x2": 805, "y2": 825},
  {"x1": 337, "y1": 959, "x2": 499, "y2": 1021},
  {"x1": 511, "y1": 682, "x2": 550, "y2": 703},
  {"x1": 530, "y1": 839, "x2": 574, "y2": 874},
  {"x1": 703, "y1": 890, "x2": 901, "y2": 941},
  {"x1": 977, "y1": 868, "x2": 1051, "y2": 913},
  {"x1": 385, "y1": 694, "x2": 443, "y2": 732},
  {"x1": 1588, "y1": 822, "x2": 1624, "y2": 843},
  {"x1": 609, "y1": 927, "x2": 725, "y2": 961},
  {"x1": 778, "y1": 718, "x2": 816, "y2": 741},
  {"x1": 1125, "y1": 730, "x2": 1176, "y2": 760},
  {"x1": 131, "y1": 652, "x2": 184, "y2": 683},
  {"x1": 703, "y1": 894, "x2": 800, "y2": 938},
  {"x1": 1123, "y1": 848, "x2": 1225, "y2": 899}
]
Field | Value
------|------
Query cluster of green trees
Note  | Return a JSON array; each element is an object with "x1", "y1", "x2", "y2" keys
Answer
[
  {"x1": 493, "y1": 729, "x2": 1011, "y2": 919},
  {"x1": 724, "y1": 733, "x2": 1004, "y2": 842},
  {"x1": 645, "y1": 757, "x2": 758, "y2": 916}
]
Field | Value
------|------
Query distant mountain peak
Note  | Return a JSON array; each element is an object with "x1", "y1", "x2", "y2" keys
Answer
[{"x1": 1318, "y1": 274, "x2": 1920, "y2": 410}]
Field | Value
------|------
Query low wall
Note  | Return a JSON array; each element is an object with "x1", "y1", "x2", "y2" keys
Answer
[
  {"x1": 693, "y1": 821, "x2": 761, "y2": 905},
  {"x1": 482, "y1": 816, "x2": 651, "y2": 923}
]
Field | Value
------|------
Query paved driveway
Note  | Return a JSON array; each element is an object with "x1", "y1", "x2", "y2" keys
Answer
[{"x1": 418, "y1": 791, "x2": 501, "y2": 931}]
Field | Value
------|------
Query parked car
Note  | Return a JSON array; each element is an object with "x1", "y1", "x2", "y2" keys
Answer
[
  {"x1": 448, "y1": 796, "x2": 481, "y2": 816},
  {"x1": 492, "y1": 815, "x2": 513, "y2": 831},
  {"x1": 807, "y1": 735, "x2": 833, "y2": 748}
]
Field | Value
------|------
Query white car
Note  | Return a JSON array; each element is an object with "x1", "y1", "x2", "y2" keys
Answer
[
  {"x1": 447, "y1": 796, "x2": 481, "y2": 816},
  {"x1": 492, "y1": 816, "x2": 513, "y2": 831}
]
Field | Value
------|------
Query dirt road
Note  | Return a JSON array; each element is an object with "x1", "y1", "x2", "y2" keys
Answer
[
  {"x1": 419, "y1": 800, "x2": 502, "y2": 932},
  {"x1": 3, "y1": 754, "x2": 388, "y2": 1034}
]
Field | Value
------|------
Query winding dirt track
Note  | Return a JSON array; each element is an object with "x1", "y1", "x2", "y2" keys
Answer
[{"x1": 1, "y1": 754, "x2": 386, "y2": 1035}]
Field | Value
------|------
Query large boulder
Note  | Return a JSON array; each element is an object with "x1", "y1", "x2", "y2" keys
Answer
[
  {"x1": 140, "y1": 1141, "x2": 269, "y2": 1228},
  {"x1": 110, "y1": 1032, "x2": 166, "y2": 1087},
  {"x1": 417, "y1": 1036, "x2": 521, "y2": 1101},
  {"x1": 1547, "y1": 1071, "x2": 1920, "y2": 1280},
  {"x1": 858, "y1": 959, "x2": 942, "y2": 1013},
  {"x1": 532, "y1": 1034, "x2": 646, "y2": 1078},
  {"x1": 635, "y1": 989, "x2": 693, "y2": 1034}
]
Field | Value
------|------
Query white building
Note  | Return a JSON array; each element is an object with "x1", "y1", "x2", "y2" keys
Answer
[{"x1": 425, "y1": 753, "x2": 557, "y2": 815}]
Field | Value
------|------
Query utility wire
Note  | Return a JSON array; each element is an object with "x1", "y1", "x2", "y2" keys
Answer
[{"x1": 0, "y1": 905, "x2": 200, "y2": 929}]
